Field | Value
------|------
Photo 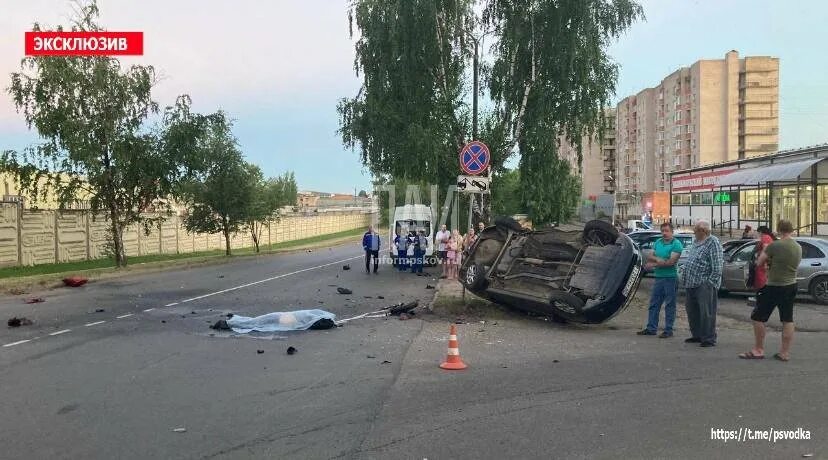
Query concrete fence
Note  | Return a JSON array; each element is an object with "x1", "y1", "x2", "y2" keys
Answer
[{"x1": 0, "y1": 203, "x2": 374, "y2": 267}]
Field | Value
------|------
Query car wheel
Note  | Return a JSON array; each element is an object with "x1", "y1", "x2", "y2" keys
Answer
[
  {"x1": 548, "y1": 291, "x2": 585, "y2": 317},
  {"x1": 810, "y1": 276, "x2": 828, "y2": 305},
  {"x1": 581, "y1": 220, "x2": 619, "y2": 246},
  {"x1": 463, "y1": 263, "x2": 488, "y2": 291}
]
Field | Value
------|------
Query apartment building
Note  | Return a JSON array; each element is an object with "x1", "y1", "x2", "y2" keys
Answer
[
  {"x1": 615, "y1": 50, "x2": 779, "y2": 198},
  {"x1": 558, "y1": 108, "x2": 617, "y2": 201}
]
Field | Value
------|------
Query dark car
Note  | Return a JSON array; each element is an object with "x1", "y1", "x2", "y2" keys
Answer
[{"x1": 459, "y1": 218, "x2": 643, "y2": 324}]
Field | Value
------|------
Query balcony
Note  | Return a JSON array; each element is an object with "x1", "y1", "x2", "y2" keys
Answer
[{"x1": 740, "y1": 79, "x2": 778, "y2": 89}]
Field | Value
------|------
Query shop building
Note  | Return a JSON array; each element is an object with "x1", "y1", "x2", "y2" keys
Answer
[{"x1": 668, "y1": 144, "x2": 828, "y2": 236}]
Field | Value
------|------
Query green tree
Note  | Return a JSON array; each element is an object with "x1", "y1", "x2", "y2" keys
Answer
[
  {"x1": 491, "y1": 168, "x2": 524, "y2": 217},
  {"x1": 246, "y1": 172, "x2": 298, "y2": 253},
  {"x1": 2, "y1": 1, "x2": 217, "y2": 267},
  {"x1": 339, "y1": 0, "x2": 642, "y2": 226},
  {"x1": 180, "y1": 119, "x2": 255, "y2": 256}
]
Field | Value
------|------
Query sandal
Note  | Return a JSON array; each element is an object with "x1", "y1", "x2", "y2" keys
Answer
[
  {"x1": 738, "y1": 351, "x2": 765, "y2": 359},
  {"x1": 773, "y1": 353, "x2": 789, "y2": 362}
]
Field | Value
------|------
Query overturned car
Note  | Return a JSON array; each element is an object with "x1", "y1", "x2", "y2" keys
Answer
[{"x1": 459, "y1": 219, "x2": 643, "y2": 324}]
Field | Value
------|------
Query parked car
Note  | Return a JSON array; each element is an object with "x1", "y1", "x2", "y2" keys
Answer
[
  {"x1": 627, "y1": 230, "x2": 662, "y2": 247},
  {"x1": 639, "y1": 233, "x2": 694, "y2": 274},
  {"x1": 722, "y1": 238, "x2": 756, "y2": 258},
  {"x1": 720, "y1": 237, "x2": 828, "y2": 304},
  {"x1": 460, "y1": 218, "x2": 643, "y2": 324}
]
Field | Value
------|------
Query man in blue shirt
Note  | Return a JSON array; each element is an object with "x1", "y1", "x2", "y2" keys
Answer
[
  {"x1": 362, "y1": 225, "x2": 381, "y2": 274},
  {"x1": 638, "y1": 222, "x2": 684, "y2": 338}
]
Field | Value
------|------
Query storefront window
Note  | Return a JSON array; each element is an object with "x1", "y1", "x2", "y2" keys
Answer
[
  {"x1": 739, "y1": 189, "x2": 768, "y2": 220},
  {"x1": 671, "y1": 194, "x2": 691, "y2": 205},
  {"x1": 691, "y1": 192, "x2": 713, "y2": 205},
  {"x1": 818, "y1": 184, "x2": 828, "y2": 222},
  {"x1": 771, "y1": 186, "x2": 798, "y2": 229}
]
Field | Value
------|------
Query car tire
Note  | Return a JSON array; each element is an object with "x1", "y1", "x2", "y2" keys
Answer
[
  {"x1": 548, "y1": 291, "x2": 585, "y2": 317},
  {"x1": 463, "y1": 263, "x2": 488, "y2": 291},
  {"x1": 809, "y1": 276, "x2": 828, "y2": 305},
  {"x1": 582, "y1": 220, "x2": 619, "y2": 246},
  {"x1": 494, "y1": 216, "x2": 524, "y2": 233}
]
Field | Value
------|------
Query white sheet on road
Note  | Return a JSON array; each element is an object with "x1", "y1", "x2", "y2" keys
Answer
[{"x1": 226, "y1": 309, "x2": 336, "y2": 333}]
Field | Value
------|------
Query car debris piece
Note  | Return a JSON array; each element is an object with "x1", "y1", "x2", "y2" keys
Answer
[
  {"x1": 24, "y1": 297, "x2": 45, "y2": 304},
  {"x1": 425, "y1": 284, "x2": 435, "y2": 289},
  {"x1": 342, "y1": 264, "x2": 351, "y2": 271},
  {"x1": 8, "y1": 317, "x2": 33, "y2": 327},
  {"x1": 172, "y1": 428, "x2": 187, "y2": 433},
  {"x1": 287, "y1": 346, "x2": 297, "y2": 355},
  {"x1": 94, "y1": 308, "x2": 105, "y2": 313},
  {"x1": 367, "y1": 355, "x2": 376, "y2": 359},
  {"x1": 256, "y1": 349, "x2": 264, "y2": 354},
  {"x1": 217, "y1": 275, "x2": 225, "y2": 279},
  {"x1": 377, "y1": 295, "x2": 385, "y2": 299},
  {"x1": 337, "y1": 287, "x2": 353, "y2": 295},
  {"x1": 385, "y1": 301, "x2": 419, "y2": 316},
  {"x1": 381, "y1": 360, "x2": 391, "y2": 364},
  {"x1": 63, "y1": 276, "x2": 88, "y2": 287},
  {"x1": 459, "y1": 218, "x2": 643, "y2": 324},
  {"x1": 226, "y1": 313, "x2": 234, "y2": 318},
  {"x1": 210, "y1": 320, "x2": 232, "y2": 330}
]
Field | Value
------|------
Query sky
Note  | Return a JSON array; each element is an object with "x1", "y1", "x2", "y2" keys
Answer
[{"x1": 1, "y1": 0, "x2": 827, "y2": 193}]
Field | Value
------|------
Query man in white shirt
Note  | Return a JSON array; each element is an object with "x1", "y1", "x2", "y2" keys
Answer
[{"x1": 435, "y1": 224, "x2": 451, "y2": 278}]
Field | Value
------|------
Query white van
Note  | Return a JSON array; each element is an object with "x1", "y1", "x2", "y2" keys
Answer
[{"x1": 389, "y1": 204, "x2": 434, "y2": 263}]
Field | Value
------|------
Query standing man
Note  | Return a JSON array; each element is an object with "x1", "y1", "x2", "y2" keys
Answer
[
  {"x1": 362, "y1": 225, "x2": 380, "y2": 274},
  {"x1": 435, "y1": 224, "x2": 451, "y2": 278},
  {"x1": 679, "y1": 219, "x2": 723, "y2": 347},
  {"x1": 637, "y1": 223, "x2": 684, "y2": 338},
  {"x1": 739, "y1": 220, "x2": 802, "y2": 361},
  {"x1": 411, "y1": 229, "x2": 428, "y2": 274},
  {"x1": 394, "y1": 229, "x2": 408, "y2": 272},
  {"x1": 477, "y1": 221, "x2": 486, "y2": 234}
]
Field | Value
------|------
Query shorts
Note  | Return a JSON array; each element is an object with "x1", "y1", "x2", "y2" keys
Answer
[
  {"x1": 751, "y1": 284, "x2": 797, "y2": 323},
  {"x1": 437, "y1": 250, "x2": 447, "y2": 262}
]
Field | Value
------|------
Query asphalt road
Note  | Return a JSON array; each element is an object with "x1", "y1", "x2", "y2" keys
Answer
[{"x1": 1, "y1": 244, "x2": 826, "y2": 459}]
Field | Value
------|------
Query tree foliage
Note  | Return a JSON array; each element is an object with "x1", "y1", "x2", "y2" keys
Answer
[
  {"x1": 339, "y1": 0, "x2": 643, "y2": 225},
  {"x1": 246, "y1": 172, "x2": 298, "y2": 252},
  {"x1": 2, "y1": 1, "x2": 219, "y2": 267},
  {"x1": 179, "y1": 116, "x2": 254, "y2": 256}
]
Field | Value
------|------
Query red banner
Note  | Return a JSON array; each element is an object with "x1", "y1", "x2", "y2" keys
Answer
[
  {"x1": 25, "y1": 32, "x2": 143, "y2": 56},
  {"x1": 671, "y1": 169, "x2": 736, "y2": 191}
]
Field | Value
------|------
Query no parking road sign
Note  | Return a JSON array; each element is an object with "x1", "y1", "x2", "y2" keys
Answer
[{"x1": 459, "y1": 141, "x2": 490, "y2": 176}]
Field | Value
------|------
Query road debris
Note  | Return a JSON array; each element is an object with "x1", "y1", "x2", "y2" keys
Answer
[
  {"x1": 257, "y1": 349, "x2": 264, "y2": 354},
  {"x1": 342, "y1": 264, "x2": 351, "y2": 270},
  {"x1": 337, "y1": 287, "x2": 353, "y2": 295},
  {"x1": 24, "y1": 297, "x2": 45, "y2": 304},
  {"x1": 226, "y1": 313, "x2": 234, "y2": 318},
  {"x1": 381, "y1": 360, "x2": 391, "y2": 364},
  {"x1": 367, "y1": 355, "x2": 376, "y2": 359},
  {"x1": 62, "y1": 276, "x2": 88, "y2": 287},
  {"x1": 287, "y1": 346, "x2": 297, "y2": 355},
  {"x1": 217, "y1": 275, "x2": 225, "y2": 278},
  {"x1": 398, "y1": 313, "x2": 410, "y2": 320},
  {"x1": 377, "y1": 295, "x2": 385, "y2": 299},
  {"x1": 386, "y1": 301, "x2": 419, "y2": 316},
  {"x1": 172, "y1": 428, "x2": 187, "y2": 433},
  {"x1": 7, "y1": 317, "x2": 34, "y2": 327},
  {"x1": 425, "y1": 284, "x2": 435, "y2": 289},
  {"x1": 210, "y1": 320, "x2": 232, "y2": 330},
  {"x1": 94, "y1": 308, "x2": 105, "y2": 313}
]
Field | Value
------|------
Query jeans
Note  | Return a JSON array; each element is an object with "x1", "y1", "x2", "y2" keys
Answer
[
  {"x1": 397, "y1": 250, "x2": 407, "y2": 271},
  {"x1": 686, "y1": 281, "x2": 718, "y2": 344},
  {"x1": 646, "y1": 277, "x2": 678, "y2": 334},
  {"x1": 411, "y1": 249, "x2": 423, "y2": 273}
]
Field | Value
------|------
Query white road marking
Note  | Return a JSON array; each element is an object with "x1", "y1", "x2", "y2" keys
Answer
[
  {"x1": 85, "y1": 321, "x2": 106, "y2": 327},
  {"x1": 143, "y1": 308, "x2": 155, "y2": 312},
  {"x1": 3, "y1": 339, "x2": 31, "y2": 348},
  {"x1": 178, "y1": 255, "x2": 361, "y2": 304},
  {"x1": 49, "y1": 329, "x2": 71, "y2": 336},
  {"x1": 164, "y1": 302, "x2": 178, "y2": 307},
  {"x1": 116, "y1": 314, "x2": 134, "y2": 319}
]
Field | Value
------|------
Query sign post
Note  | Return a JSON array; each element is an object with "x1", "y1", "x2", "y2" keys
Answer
[{"x1": 458, "y1": 141, "x2": 491, "y2": 231}]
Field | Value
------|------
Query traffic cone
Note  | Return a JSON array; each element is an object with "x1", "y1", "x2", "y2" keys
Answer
[{"x1": 440, "y1": 324, "x2": 468, "y2": 370}]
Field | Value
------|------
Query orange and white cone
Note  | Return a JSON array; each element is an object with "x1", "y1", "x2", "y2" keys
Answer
[{"x1": 439, "y1": 324, "x2": 468, "y2": 370}]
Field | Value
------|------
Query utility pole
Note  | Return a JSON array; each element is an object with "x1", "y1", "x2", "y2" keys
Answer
[{"x1": 472, "y1": 35, "x2": 479, "y2": 140}]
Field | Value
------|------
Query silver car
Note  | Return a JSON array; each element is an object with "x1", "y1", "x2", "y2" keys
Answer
[{"x1": 721, "y1": 237, "x2": 828, "y2": 304}]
